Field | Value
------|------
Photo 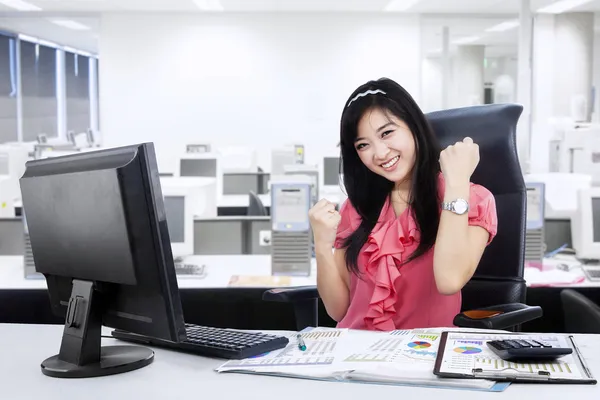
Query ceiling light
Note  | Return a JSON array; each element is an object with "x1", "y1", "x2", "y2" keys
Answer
[
  {"x1": 485, "y1": 20, "x2": 519, "y2": 32},
  {"x1": 0, "y1": 0, "x2": 41, "y2": 11},
  {"x1": 384, "y1": 0, "x2": 422, "y2": 12},
  {"x1": 193, "y1": 0, "x2": 224, "y2": 11},
  {"x1": 537, "y1": 0, "x2": 593, "y2": 13},
  {"x1": 453, "y1": 36, "x2": 480, "y2": 45},
  {"x1": 50, "y1": 20, "x2": 91, "y2": 31}
]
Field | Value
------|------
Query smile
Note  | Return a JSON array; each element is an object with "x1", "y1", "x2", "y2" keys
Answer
[{"x1": 381, "y1": 156, "x2": 399, "y2": 169}]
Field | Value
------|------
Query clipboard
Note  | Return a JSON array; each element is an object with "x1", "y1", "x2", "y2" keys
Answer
[{"x1": 433, "y1": 331, "x2": 597, "y2": 384}]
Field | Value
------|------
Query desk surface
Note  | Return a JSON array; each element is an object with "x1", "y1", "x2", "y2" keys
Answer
[
  {"x1": 1, "y1": 324, "x2": 599, "y2": 399},
  {"x1": 3, "y1": 254, "x2": 600, "y2": 291},
  {"x1": 0, "y1": 255, "x2": 317, "y2": 290}
]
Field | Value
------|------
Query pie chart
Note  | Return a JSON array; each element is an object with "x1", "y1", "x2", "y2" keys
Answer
[
  {"x1": 454, "y1": 346, "x2": 482, "y2": 355},
  {"x1": 407, "y1": 341, "x2": 431, "y2": 349}
]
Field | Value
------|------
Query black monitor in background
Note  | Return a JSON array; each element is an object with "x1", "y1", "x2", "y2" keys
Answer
[{"x1": 19, "y1": 142, "x2": 186, "y2": 379}]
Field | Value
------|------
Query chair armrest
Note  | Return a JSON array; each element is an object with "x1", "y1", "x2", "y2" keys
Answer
[
  {"x1": 262, "y1": 285, "x2": 319, "y2": 303},
  {"x1": 453, "y1": 303, "x2": 543, "y2": 330}
]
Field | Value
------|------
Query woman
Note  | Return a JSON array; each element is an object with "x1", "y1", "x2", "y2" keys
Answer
[{"x1": 308, "y1": 78, "x2": 498, "y2": 331}]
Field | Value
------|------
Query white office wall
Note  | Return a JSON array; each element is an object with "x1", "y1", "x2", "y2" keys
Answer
[
  {"x1": 99, "y1": 13, "x2": 422, "y2": 172},
  {"x1": 420, "y1": 57, "x2": 443, "y2": 112}
]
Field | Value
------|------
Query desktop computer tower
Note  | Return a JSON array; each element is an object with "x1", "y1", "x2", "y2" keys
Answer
[{"x1": 270, "y1": 181, "x2": 312, "y2": 276}]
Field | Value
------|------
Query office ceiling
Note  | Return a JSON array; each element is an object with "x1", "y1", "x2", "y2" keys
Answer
[
  {"x1": 0, "y1": 0, "x2": 597, "y2": 13},
  {"x1": 0, "y1": 1, "x2": 596, "y2": 55}
]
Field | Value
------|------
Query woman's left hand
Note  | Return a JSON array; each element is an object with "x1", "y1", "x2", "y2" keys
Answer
[{"x1": 439, "y1": 137, "x2": 480, "y2": 187}]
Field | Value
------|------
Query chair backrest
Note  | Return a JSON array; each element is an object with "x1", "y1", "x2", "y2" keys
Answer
[
  {"x1": 425, "y1": 104, "x2": 526, "y2": 310},
  {"x1": 248, "y1": 191, "x2": 268, "y2": 216},
  {"x1": 561, "y1": 289, "x2": 600, "y2": 333}
]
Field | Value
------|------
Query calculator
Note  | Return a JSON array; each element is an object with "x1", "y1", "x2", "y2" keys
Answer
[{"x1": 486, "y1": 339, "x2": 572, "y2": 361}]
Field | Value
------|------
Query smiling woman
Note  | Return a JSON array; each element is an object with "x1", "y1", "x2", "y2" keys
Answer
[{"x1": 308, "y1": 77, "x2": 498, "y2": 331}]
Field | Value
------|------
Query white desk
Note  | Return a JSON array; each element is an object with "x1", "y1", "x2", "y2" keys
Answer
[
  {"x1": 1, "y1": 324, "x2": 599, "y2": 399},
  {"x1": 0, "y1": 255, "x2": 317, "y2": 290}
]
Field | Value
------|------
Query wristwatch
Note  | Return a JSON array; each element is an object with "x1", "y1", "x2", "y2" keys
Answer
[{"x1": 441, "y1": 198, "x2": 469, "y2": 215}]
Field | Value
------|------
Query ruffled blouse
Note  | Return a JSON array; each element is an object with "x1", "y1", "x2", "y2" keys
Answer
[{"x1": 333, "y1": 174, "x2": 498, "y2": 331}]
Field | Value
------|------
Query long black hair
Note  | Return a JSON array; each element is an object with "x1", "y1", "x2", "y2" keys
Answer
[{"x1": 339, "y1": 78, "x2": 442, "y2": 275}]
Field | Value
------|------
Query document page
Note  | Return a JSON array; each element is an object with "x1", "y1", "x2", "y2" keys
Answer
[{"x1": 437, "y1": 332, "x2": 588, "y2": 381}]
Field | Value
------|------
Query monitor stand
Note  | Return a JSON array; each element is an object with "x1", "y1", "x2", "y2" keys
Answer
[{"x1": 41, "y1": 279, "x2": 154, "y2": 378}]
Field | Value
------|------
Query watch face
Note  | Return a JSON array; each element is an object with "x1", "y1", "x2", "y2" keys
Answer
[{"x1": 453, "y1": 199, "x2": 469, "y2": 215}]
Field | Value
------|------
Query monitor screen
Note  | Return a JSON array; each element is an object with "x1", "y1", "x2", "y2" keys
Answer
[
  {"x1": 323, "y1": 157, "x2": 340, "y2": 186},
  {"x1": 164, "y1": 196, "x2": 185, "y2": 243},
  {"x1": 592, "y1": 198, "x2": 600, "y2": 243},
  {"x1": 180, "y1": 158, "x2": 217, "y2": 177},
  {"x1": 274, "y1": 188, "x2": 308, "y2": 224}
]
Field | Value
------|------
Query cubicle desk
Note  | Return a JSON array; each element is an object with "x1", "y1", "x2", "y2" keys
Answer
[
  {"x1": 1, "y1": 324, "x2": 599, "y2": 399},
  {"x1": 2, "y1": 252, "x2": 599, "y2": 333},
  {"x1": 0, "y1": 255, "x2": 334, "y2": 330},
  {"x1": 218, "y1": 194, "x2": 271, "y2": 216},
  {"x1": 0, "y1": 217, "x2": 272, "y2": 256}
]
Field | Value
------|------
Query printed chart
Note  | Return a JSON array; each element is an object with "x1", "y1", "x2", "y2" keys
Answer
[
  {"x1": 474, "y1": 356, "x2": 578, "y2": 377},
  {"x1": 220, "y1": 329, "x2": 344, "y2": 368},
  {"x1": 344, "y1": 337, "x2": 406, "y2": 362},
  {"x1": 453, "y1": 346, "x2": 483, "y2": 355}
]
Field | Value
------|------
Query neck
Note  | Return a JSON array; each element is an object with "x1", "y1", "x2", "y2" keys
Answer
[{"x1": 392, "y1": 179, "x2": 412, "y2": 202}]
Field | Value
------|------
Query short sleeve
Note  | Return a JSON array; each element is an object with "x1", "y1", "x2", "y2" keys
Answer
[
  {"x1": 334, "y1": 199, "x2": 361, "y2": 249},
  {"x1": 468, "y1": 183, "x2": 498, "y2": 245}
]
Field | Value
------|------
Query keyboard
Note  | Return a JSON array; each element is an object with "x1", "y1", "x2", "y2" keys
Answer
[
  {"x1": 174, "y1": 263, "x2": 206, "y2": 277},
  {"x1": 582, "y1": 266, "x2": 600, "y2": 281},
  {"x1": 111, "y1": 324, "x2": 289, "y2": 359}
]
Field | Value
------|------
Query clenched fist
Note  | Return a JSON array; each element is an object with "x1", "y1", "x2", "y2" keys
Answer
[
  {"x1": 308, "y1": 199, "x2": 341, "y2": 249},
  {"x1": 439, "y1": 137, "x2": 480, "y2": 186}
]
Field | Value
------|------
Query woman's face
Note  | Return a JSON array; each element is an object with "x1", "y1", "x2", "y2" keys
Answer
[{"x1": 354, "y1": 107, "x2": 416, "y2": 184}]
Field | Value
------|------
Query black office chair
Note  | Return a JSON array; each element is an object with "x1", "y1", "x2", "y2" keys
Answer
[
  {"x1": 263, "y1": 103, "x2": 543, "y2": 331},
  {"x1": 561, "y1": 289, "x2": 600, "y2": 333},
  {"x1": 247, "y1": 191, "x2": 268, "y2": 216}
]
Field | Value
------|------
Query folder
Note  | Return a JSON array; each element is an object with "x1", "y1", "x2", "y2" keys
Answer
[{"x1": 433, "y1": 331, "x2": 596, "y2": 384}]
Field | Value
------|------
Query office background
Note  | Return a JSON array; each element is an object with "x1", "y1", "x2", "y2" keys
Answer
[{"x1": 2, "y1": 0, "x2": 600, "y2": 335}]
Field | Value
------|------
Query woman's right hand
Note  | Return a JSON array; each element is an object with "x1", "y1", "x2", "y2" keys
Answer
[{"x1": 308, "y1": 199, "x2": 341, "y2": 249}]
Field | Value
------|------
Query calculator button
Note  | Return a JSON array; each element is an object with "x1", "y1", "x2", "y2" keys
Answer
[
  {"x1": 532, "y1": 340, "x2": 551, "y2": 348},
  {"x1": 524, "y1": 340, "x2": 542, "y2": 347},
  {"x1": 514, "y1": 339, "x2": 532, "y2": 348},
  {"x1": 504, "y1": 340, "x2": 522, "y2": 348}
]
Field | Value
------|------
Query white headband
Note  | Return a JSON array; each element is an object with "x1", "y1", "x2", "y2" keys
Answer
[{"x1": 346, "y1": 89, "x2": 387, "y2": 108}]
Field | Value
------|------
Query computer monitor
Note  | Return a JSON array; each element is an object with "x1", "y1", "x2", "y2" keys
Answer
[
  {"x1": 572, "y1": 187, "x2": 600, "y2": 260},
  {"x1": 19, "y1": 143, "x2": 186, "y2": 378},
  {"x1": 177, "y1": 153, "x2": 222, "y2": 197},
  {"x1": 159, "y1": 177, "x2": 218, "y2": 259}
]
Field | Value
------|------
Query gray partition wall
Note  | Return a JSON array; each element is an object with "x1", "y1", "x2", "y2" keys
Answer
[
  {"x1": 0, "y1": 218, "x2": 24, "y2": 255},
  {"x1": 194, "y1": 217, "x2": 271, "y2": 255}
]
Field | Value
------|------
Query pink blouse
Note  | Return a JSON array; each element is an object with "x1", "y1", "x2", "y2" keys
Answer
[{"x1": 333, "y1": 174, "x2": 498, "y2": 331}]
